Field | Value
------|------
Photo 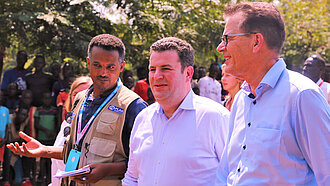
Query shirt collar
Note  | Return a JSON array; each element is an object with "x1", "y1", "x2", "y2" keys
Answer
[
  {"x1": 241, "y1": 58, "x2": 286, "y2": 96},
  {"x1": 156, "y1": 89, "x2": 195, "y2": 114},
  {"x1": 316, "y1": 78, "x2": 323, "y2": 86},
  {"x1": 86, "y1": 83, "x2": 118, "y2": 101}
]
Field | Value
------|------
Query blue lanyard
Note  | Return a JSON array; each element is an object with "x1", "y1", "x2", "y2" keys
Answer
[{"x1": 76, "y1": 78, "x2": 122, "y2": 145}]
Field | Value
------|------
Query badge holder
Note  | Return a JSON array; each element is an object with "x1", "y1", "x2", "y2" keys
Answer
[{"x1": 65, "y1": 149, "x2": 81, "y2": 172}]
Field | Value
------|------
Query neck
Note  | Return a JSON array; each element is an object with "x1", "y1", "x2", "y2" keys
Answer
[
  {"x1": 34, "y1": 70, "x2": 43, "y2": 74},
  {"x1": 245, "y1": 54, "x2": 278, "y2": 95},
  {"x1": 311, "y1": 76, "x2": 320, "y2": 83},
  {"x1": 16, "y1": 67, "x2": 24, "y2": 71},
  {"x1": 159, "y1": 89, "x2": 190, "y2": 119},
  {"x1": 228, "y1": 86, "x2": 240, "y2": 98},
  {"x1": 43, "y1": 105, "x2": 51, "y2": 109}
]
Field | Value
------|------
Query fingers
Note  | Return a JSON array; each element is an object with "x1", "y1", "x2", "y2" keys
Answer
[
  {"x1": 6, "y1": 143, "x2": 20, "y2": 155},
  {"x1": 19, "y1": 131, "x2": 33, "y2": 142},
  {"x1": 72, "y1": 175, "x2": 89, "y2": 184}
]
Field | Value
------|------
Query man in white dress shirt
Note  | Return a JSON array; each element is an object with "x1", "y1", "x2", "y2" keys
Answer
[
  {"x1": 302, "y1": 54, "x2": 330, "y2": 104},
  {"x1": 122, "y1": 37, "x2": 230, "y2": 186}
]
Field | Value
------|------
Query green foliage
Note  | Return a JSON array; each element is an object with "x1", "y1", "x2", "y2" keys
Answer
[
  {"x1": 278, "y1": 0, "x2": 329, "y2": 70},
  {"x1": 0, "y1": 0, "x2": 328, "y2": 77}
]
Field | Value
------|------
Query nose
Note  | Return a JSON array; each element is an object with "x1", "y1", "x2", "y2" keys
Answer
[
  {"x1": 153, "y1": 69, "x2": 164, "y2": 80},
  {"x1": 217, "y1": 41, "x2": 226, "y2": 53},
  {"x1": 100, "y1": 67, "x2": 108, "y2": 76}
]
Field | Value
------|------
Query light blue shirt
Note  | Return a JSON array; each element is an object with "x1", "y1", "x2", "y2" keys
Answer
[
  {"x1": 0, "y1": 106, "x2": 11, "y2": 139},
  {"x1": 216, "y1": 59, "x2": 330, "y2": 185},
  {"x1": 123, "y1": 90, "x2": 230, "y2": 186}
]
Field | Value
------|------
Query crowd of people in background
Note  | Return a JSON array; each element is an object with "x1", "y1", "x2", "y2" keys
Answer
[
  {"x1": 1, "y1": 48, "x2": 328, "y2": 186},
  {"x1": 0, "y1": 2, "x2": 329, "y2": 186}
]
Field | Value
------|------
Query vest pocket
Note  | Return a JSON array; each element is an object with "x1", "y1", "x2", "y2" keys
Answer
[
  {"x1": 96, "y1": 111, "x2": 119, "y2": 135},
  {"x1": 87, "y1": 137, "x2": 116, "y2": 164}
]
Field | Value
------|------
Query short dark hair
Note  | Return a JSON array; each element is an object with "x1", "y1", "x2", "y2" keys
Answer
[
  {"x1": 150, "y1": 37, "x2": 194, "y2": 72},
  {"x1": 309, "y1": 54, "x2": 326, "y2": 70},
  {"x1": 33, "y1": 55, "x2": 45, "y2": 64},
  {"x1": 87, "y1": 34, "x2": 125, "y2": 63},
  {"x1": 224, "y1": 2, "x2": 285, "y2": 53},
  {"x1": 17, "y1": 50, "x2": 27, "y2": 58}
]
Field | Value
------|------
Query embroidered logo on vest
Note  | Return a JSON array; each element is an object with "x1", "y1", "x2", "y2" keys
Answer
[{"x1": 108, "y1": 105, "x2": 124, "y2": 114}]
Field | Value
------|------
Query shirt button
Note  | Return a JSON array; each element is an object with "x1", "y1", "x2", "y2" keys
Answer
[
  {"x1": 162, "y1": 141, "x2": 165, "y2": 144},
  {"x1": 158, "y1": 160, "x2": 160, "y2": 164},
  {"x1": 248, "y1": 123, "x2": 251, "y2": 127},
  {"x1": 243, "y1": 145, "x2": 246, "y2": 150},
  {"x1": 155, "y1": 181, "x2": 157, "y2": 184},
  {"x1": 237, "y1": 168, "x2": 241, "y2": 172}
]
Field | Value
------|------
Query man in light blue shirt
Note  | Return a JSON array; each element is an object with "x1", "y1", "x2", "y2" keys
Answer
[
  {"x1": 216, "y1": 2, "x2": 330, "y2": 185},
  {"x1": 123, "y1": 37, "x2": 230, "y2": 186}
]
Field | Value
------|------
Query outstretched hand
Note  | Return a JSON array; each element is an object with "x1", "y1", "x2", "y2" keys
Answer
[{"x1": 6, "y1": 131, "x2": 47, "y2": 157}]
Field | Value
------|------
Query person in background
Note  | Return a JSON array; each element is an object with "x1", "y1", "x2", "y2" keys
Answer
[
  {"x1": 197, "y1": 66, "x2": 206, "y2": 80},
  {"x1": 123, "y1": 37, "x2": 230, "y2": 185},
  {"x1": 122, "y1": 70, "x2": 135, "y2": 90},
  {"x1": 4, "y1": 107, "x2": 30, "y2": 186},
  {"x1": 134, "y1": 66, "x2": 149, "y2": 101},
  {"x1": 0, "y1": 91, "x2": 11, "y2": 185},
  {"x1": 51, "y1": 76, "x2": 92, "y2": 186},
  {"x1": 198, "y1": 62, "x2": 222, "y2": 103},
  {"x1": 34, "y1": 92, "x2": 58, "y2": 185},
  {"x1": 18, "y1": 90, "x2": 36, "y2": 185},
  {"x1": 52, "y1": 62, "x2": 75, "y2": 106},
  {"x1": 48, "y1": 61, "x2": 61, "y2": 82},
  {"x1": 215, "y1": 2, "x2": 330, "y2": 185},
  {"x1": 191, "y1": 65, "x2": 200, "y2": 95},
  {"x1": 4, "y1": 82, "x2": 20, "y2": 114},
  {"x1": 25, "y1": 55, "x2": 55, "y2": 107},
  {"x1": 221, "y1": 64, "x2": 243, "y2": 111},
  {"x1": 1, "y1": 50, "x2": 31, "y2": 92},
  {"x1": 302, "y1": 54, "x2": 330, "y2": 104}
]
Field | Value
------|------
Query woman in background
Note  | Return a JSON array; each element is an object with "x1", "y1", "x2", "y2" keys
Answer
[
  {"x1": 221, "y1": 64, "x2": 244, "y2": 111},
  {"x1": 51, "y1": 76, "x2": 92, "y2": 186}
]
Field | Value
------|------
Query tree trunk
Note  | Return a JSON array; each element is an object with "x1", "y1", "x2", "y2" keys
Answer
[{"x1": 0, "y1": 46, "x2": 5, "y2": 79}]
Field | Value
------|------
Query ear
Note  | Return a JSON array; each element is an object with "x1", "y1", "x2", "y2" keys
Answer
[
  {"x1": 86, "y1": 57, "x2": 91, "y2": 69},
  {"x1": 252, "y1": 33, "x2": 264, "y2": 53},
  {"x1": 119, "y1": 61, "x2": 126, "y2": 72},
  {"x1": 185, "y1": 66, "x2": 194, "y2": 82}
]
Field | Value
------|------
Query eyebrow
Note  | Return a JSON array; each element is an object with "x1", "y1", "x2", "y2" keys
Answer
[{"x1": 150, "y1": 64, "x2": 173, "y2": 68}]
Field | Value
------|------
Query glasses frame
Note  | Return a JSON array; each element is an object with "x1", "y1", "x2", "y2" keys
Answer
[{"x1": 221, "y1": 32, "x2": 258, "y2": 47}]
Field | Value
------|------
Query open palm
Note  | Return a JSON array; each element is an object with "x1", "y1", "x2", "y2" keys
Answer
[{"x1": 7, "y1": 131, "x2": 46, "y2": 157}]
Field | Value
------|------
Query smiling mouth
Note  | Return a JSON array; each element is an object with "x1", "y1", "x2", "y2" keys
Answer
[
  {"x1": 154, "y1": 84, "x2": 167, "y2": 87},
  {"x1": 224, "y1": 56, "x2": 231, "y2": 61}
]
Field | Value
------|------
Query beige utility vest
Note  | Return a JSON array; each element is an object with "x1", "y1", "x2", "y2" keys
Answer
[{"x1": 63, "y1": 85, "x2": 139, "y2": 186}]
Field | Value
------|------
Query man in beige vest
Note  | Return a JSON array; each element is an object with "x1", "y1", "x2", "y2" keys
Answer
[{"x1": 7, "y1": 34, "x2": 147, "y2": 185}]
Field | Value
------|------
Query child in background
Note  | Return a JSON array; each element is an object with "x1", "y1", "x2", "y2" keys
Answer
[
  {"x1": 18, "y1": 89, "x2": 36, "y2": 185},
  {"x1": 4, "y1": 82, "x2": 20, "y2": 114},
  {"x1": 0, "y1": 91, "x2": 11, "y2": 184},
  {"x1": 3, "y1": 106, "x2": 30, "y2": 186},
  {"x1": 34, "y1": 92, "x2": 58, "y2": 185}
]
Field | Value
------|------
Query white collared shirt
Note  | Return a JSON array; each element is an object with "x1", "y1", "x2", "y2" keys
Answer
[{"x1": 123, "y1": 90, "x2": 229, "y2": 186}]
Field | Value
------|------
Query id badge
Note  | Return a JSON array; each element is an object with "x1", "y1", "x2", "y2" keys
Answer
[{"x1": 65, "y1": 149, "x2": 81, "y2": 172}]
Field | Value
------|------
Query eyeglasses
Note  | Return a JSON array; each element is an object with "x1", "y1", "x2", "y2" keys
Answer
[{"x1": 221, "y1": 32, "x2": 258, "y2": 47}]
